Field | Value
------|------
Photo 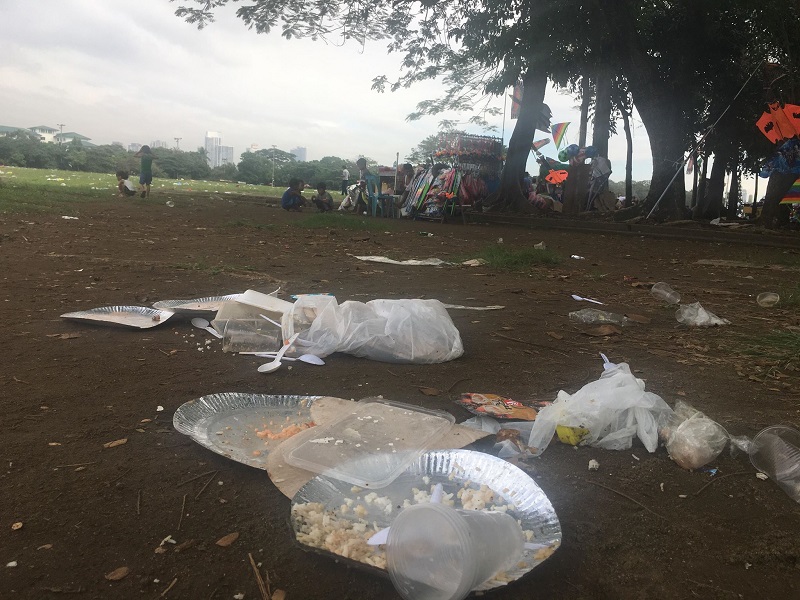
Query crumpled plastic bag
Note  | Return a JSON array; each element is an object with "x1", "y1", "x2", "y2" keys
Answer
[
  {"x1": 658, "y1": 400, "x2": 729, "y2": 469},
  {"x1": 286, "y1": 295, "x2": 464, "y2": 363},
  {"x1": 527, "y1": 357, "x2": 673, "y2": 455},
  {"x1": 675, "y1": 302, "x2": 730, "y2": 326}
]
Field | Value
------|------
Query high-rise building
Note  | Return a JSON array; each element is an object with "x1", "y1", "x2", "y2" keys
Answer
[
  {"x1": 204, "y1": 131, "x2": 234, "y2": 168},
  {"x1": 151, "y1": 139, "x2": 169, "y2": 149},
  {"x1": 128, "y1": 143, "x2": 142, "y2": 152},
  {"x1": 290, "y1": 146, "x2": 307, "y2": 162}
]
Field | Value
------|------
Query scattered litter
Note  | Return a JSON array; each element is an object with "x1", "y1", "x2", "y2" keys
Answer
[
  {"x1": 103, "y1": 438, "x2": 128, "y2": 449},
  {"x1": 534, "y1": 241, "x2": 547, "y2": 250},
  {"x1": 215, "y1": 532, "x2": 240, "y2": 547},
  {"x1": 675, "y1": 302, "x2": 730, "y2": 327},
  {"x1": 441, "y1": 303, "x2": 504, "y2": 311},
  {"x1": 156, "y1": 406, "x2": 164, "y2": 412},
  {"x1": 631, "y1": 454, "x2": 640, "y2": 461},
  {"x1": 659, "y1": 483, "x2": 664, "y2": 492},
  {"x1": 353, "y1": 255, "x2": 449, "y2": 267},
  {"x1": 569, "y1": 308, "x2": 632, "y2": 326},
  {"x1": 624, "y1": 313, "x2": 651, "y2": 324},
  {"x1": 497, "y1": 237, "x2": 503, "y2": 244},
  {"x1": 456, "y1": 393, "x2": 540, "y2": 421},
  {"x1": 61, "y1": 215, "x2": 79, "y2": 220},
  {"x1": 11, "y1": 522, "x2": 22, "y2": 531},
  {"x1": 756, "y1": 292, "x2": 780, "y2": 307},
  {"x1": 6, "y1": 561, "x2": 17, "y2": 568},
  {"x1": 583, "y1": 324, "x2": 622, "y2": 337},
  {"x1": 658, "y1": 401, "x2": 729, "y2": 470},
  {"x1": 309, "y1": 437, "x2": 335, "y2": 444},
  {"x1": 749, "y1": 426, "x2": 800, "y2": 503},
  {"x1": 37, "y1": 544, "x2": 53, "y2": 550},
  {"x1": 461, "y1": 258, "x2": 488, "y2": 267},
  {"x1": 678, "y1": 494, "x2": 688, "y2": 499},
  {"x1": 166, "y1": 201, "x2": 175, "y2": 207},
  {"x1": 570, "y1": 255, "x2": 585, "y2": 260},
  {"x1": 571, "y1": 294, "x2": 604, "y2": 305},
  {"x1": 588, "y1": 459, "x2": 600, "y2": 471},
  {"x1": 234, "y1": 594, "x2": 245, "y2": 600},
  {"x1": 756, "y1": 472, "x2": 769, "y2": 481},
  {"x1": 650, "y1": 282, "x2": 681, "y2": 304}
]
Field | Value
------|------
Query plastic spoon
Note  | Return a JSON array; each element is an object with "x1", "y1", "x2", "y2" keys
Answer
[
  {"x1": 252, "y1": 352, "x2": 325, "y2": 366},
  {"x1": 191, "y1": 317, "x2": 222, "y2": 338},
  {"x1": 258, "y1": 313, "x2": 283, "y2": 328},
  {"x1": 257, "y1": 333, "x2": 299, "y2": 373}
]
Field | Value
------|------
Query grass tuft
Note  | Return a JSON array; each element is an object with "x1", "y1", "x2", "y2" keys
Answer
[
  {"x1": 471, "y1": 244, "x2": 561, "y2": 270},
  {"x1": 293, "y1": 212, "x2": 395, "y2": 231}
]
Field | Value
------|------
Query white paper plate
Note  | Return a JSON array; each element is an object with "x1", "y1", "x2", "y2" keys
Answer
[
  {"x1": 152, "y1": 294, "x2": 242, "y2": 314},
  {"x1": 173, "y1": 393, "x2": 321, "y2": 469},
  {"x1": 291, "y1": 449, "x2": 561, "y2": 590},
  {"x1": 60, "y1": 305, "x2": 175, "y2": 329}
]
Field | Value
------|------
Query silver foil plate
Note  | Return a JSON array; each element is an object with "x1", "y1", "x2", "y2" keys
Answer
[
  {"x1": 153, "y1": 294, "x2": 242, "y2": 314},
  {"x1": 173, "y1": 393, "x2": 321, "y2": 468},
  {"x1": 60, "y1": 305, "x2": 175, "y2": 329},
  {"x1": 291, "y1": 448, "x2": 561, "y2": 590}
]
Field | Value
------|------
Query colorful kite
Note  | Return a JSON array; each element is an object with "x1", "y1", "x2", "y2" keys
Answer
[
  {"x1": 780, "y1": 177, "x2": 800, "y2": 204},
  {"x1": 756, "y1": 101, "x2": 800, "y2": 144},
  {"x1": 532, "y1": 139, "x2": 550, "y2": 152},
  {"x1": 551, "y1": 122, "x2": 570, "y2": 148},
  {"x1": 510, "y1": 82, "x2": 523, "y2": 120}
]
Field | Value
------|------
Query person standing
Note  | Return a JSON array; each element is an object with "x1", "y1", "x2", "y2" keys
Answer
[
  {"x1": 134, "y1": 145, "x2": 154, "y2": 198},
  {"x1": 341, "y1": 165, "x2": 350, "y2": 196}
]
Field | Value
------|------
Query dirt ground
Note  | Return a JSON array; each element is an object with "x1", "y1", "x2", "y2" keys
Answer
[{"x1": 2, "y1": 193, "x2": 799, "y2": 600}]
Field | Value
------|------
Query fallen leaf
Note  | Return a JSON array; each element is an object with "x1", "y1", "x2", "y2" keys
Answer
[
  {"x1": 624, "y1": 313, "x2": 652, "y2": 324},
  {"x1": 58, "y1": 333, "x2": 81, "y2": 340},
  {"x1": 11, "y1": 522, "x2": 23, "y2": 531},
  {"x1": 418, "y1": 386, "x2": 441, "y2": 396},
  {"x1": 584, "y1": 325, "x2": 622, "y2": 337},
  {"x1": 154, "y1": 546, "x2": 167, "y2": 554},
  {"x1": 215, "y1": 532, "x2": 239, "y2": 547},
  {"x1": 135, "y1": 428, "x2": 146, "y2": 433},
  {"x1": 272, "y1": 591, "x2": 287, "y2": 600},
  {"x1": 174, "y1": 539, "x2": 196, "y2": 553},
  {"x1": 103, "y1": 438, "x2": 128, "y2": 449},
  {"x1": 104, "y1": 567, "x2": 130, "y2": 581},
  {"x1": 37, "y1": 544, "x2": 53, "y2": 551},
  {"x1": 546, "y1": 331, "x2": 563, "y2": 340}
]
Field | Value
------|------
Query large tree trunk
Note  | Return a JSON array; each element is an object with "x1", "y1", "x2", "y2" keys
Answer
[
  {"x1": 622, "y1": 107, "x2": 633, "y2": 206},
  {"x1": 498, "y1": 70, "x2": 548, "y2": 211},
  {"x1": 592, "y1": 66, "x2": 612, "y2": 157},
  {"x1": 760, "y1": 170, "x2": 796, "y2": 228},
  {"x1": 579, "y1": 76, "x2": 591, "y2": 147},
  {"x1": 697, "y1": 152, "x2": 708, "y2": 207},
  {"x1": 690, "y1": 152, "x2": 699, "y2": 208},
  {"x1": 694, "y1": 147, "x2": 731, "y2": 219}
]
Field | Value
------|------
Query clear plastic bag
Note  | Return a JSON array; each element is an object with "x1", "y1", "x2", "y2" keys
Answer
[
  {"x1": 287, "y1": 296, "x2": 464, "y2": 364},
  {"x1": 527, "y1": 359, "x2": 672, "y2": 455},
  {"x1": 658, "y1": 401, "x2": 729, "y2": 469},
  {"x1": 569, "y1": 308, "x2": 632, "y2": 326},
  {"x1": 675, "y1": 302, "x2": 730, "y2": 326}
]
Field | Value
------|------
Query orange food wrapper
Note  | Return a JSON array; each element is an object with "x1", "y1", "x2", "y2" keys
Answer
[{"x1": 456, "y1": 393, "x2": 540, "y2": 421}]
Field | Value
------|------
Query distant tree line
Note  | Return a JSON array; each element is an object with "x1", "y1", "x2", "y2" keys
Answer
[{"x1": 0, "y1": 131, "x2": 374, "y2": 192}]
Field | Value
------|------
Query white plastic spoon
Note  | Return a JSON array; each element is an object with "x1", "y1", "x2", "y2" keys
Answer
[
  {"x1": 257, "y1": 333, "x2": 299, "y2": 373},
  {"x1": 258, "y1": 313, "x2": 283, "y2": 328},
  {"x1": 252, "y1": 352, "x2": 325, "y2": 366},
  {"x1": 191, "y1": 317, "x2": 222, "y2": 338}
]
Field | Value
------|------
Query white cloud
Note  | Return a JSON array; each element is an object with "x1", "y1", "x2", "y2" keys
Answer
[{"x1": 0, "y1": 0, "x2": 666, "y2": 184}]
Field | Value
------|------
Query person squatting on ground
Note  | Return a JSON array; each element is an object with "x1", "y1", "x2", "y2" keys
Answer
[
  {"x1": 311, "y1": 182, "x2": 334, "y2": 212},
  {"x1": 116, "y1": 170, "x2": 136, "y2": 197},
  {"x1": 281, "y1": 178, "x2": 306, "y2": 211},
  {"x1": 134, "y1": 145, "x2": 154, "y2": 198}
]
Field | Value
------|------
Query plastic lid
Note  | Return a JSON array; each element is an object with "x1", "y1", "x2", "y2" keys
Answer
[{"x1": 284, "y1": 399, "x2": 455, "y2": 488}]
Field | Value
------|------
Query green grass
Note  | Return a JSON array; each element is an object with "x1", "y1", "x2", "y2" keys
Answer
[
  {"x1": 293, "y1": 212, "x2": 397, "y2": 231},
  {"x1": 738, "y1": 330, "x2": 800, "y2": 365},
  {"x1": 779, "y1": 283, "x2": 800, "y2": 307},
  {"x1": 225, "y1": 218, "x2": 276, "y2": 230},
  {"x1": 470, "y1": 244, "x2": 561, "y2": 270}
]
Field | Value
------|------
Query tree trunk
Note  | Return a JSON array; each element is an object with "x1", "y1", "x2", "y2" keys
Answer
[
  {"x1": 592, "y1": 66, "x2": 612, "y2": 158},
  {"x1": 697, "y1": 152, "x2": 708, "y2": 207},
  {"x1": 622, "y1": 107, "x2": 633, "y2": 206},
  {"x1": 579, "y1": 76, "x2": 591, "y2": 148},
  {"x1": 498, "y1": 70, "x2": 548, "y2": 211},
  {"x1": 726, "y1": 159, "x2": 740, "y2": 220},
  {"x1": 694, "y1": 147, "x2": 730, "y2": 219},
  {"x1": 760, "y1": 170, "x2": 796, "y2": 228},
  {"x1": 690, "y1": 152, "x2": 699, "y2": 208}
]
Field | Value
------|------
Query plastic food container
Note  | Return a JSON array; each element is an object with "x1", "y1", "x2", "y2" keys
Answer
[
  {"x1": 749, "y1": 425, "x2": 800, "y2": 503},
  {"x1": 285, "y1": 399, "x2": 455, "y2": 488},
  {"x1": 650, "y1": 282, "x2": 681, "y2": 304},
  {"x1": 756, "y1": 292, "x2": 780, "y2": 308}
]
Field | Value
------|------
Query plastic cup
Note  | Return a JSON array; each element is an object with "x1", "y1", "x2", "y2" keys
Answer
[
  {"x1": 749, "y1": 426, "x2": 800, "y2": 503},
  {"x1": 386, "y1": 503, "x2": 525, "y2": 600},
  {"x1": 650, "y1": 282, "x2": 681, "y2": 304},
  {"x1": 221, "y1": 319, "x2": 280, "y2": 353},
  {"x1": 756, "y1": 292, "x2": 780, "y2": 308}
]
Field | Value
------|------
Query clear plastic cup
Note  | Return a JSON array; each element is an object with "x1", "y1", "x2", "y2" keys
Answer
[
  {"x1": 221, "y1": 319, "x2": 280, "y2": 353},
  {"x1": 386, "y1": 503, "x2": 524, "y2": 600},
  {"x1": 756, "y1": 292, "x2": 780, "y2": 308},
  {"x1": 749, "y1": 426, "x2": 800, "y2": 504},
  {"x1": 650, "y1": 282, "x2": 681, "y2": 304}
]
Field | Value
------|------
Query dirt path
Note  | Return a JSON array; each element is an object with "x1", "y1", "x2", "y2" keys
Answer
[{"x1": 2, "y1": 195, "x2": 799, "y2": 599}]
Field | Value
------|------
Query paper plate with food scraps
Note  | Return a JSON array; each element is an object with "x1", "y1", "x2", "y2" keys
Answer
[
  {"x1": 173, "y1": 394, "x2": 321, "y2": 468},
  {"x1": 60, "y1": 306, "x2": 175, "y2": 329},
  {"x1": 153, "y1": 293, "x2": 243, "y2": 314},
  {"x1": 291, "y1": 448, "x2": 561, "y2": 590}
]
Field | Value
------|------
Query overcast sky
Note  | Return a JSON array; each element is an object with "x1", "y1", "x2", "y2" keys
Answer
[{"x1": 1, "y1": 0, "x2": 674, "y2": 186}]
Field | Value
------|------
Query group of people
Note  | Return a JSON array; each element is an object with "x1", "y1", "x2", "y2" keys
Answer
[{"x1": 116, "y1": 145, "x2": 154, "y2": 199}]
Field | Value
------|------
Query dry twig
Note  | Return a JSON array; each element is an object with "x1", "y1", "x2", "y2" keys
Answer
[
  {"x1": 177, "y1": 494, "x2": 187, "y2": 531},
  {"x1": 584, "y1": 479, "x2": 666, "y2": 520},
  {"x1": 160, "y1": 578, "x2": 178, "y2": 598},
  {"x1": 177, "y1": 469, "x2": 216, "y2": 487},
  {"x1": 136, "y1": 489, "x2": 141, "y2": 516},
  {"x1": 195, "y1": 470, "x2": 218, "y2": 500},
  {"x1": 54, "y1": 462, "x2": 98, "y2": 468},
  {"x1": 692, "y1": 471, "x2": 752, "y2": 497},
  {"x1": 492, "y1": 332, "x2": 570, "y2": 358},
  {"x1": 248, "y1": 553, "x2": 271, "y2": 600}
]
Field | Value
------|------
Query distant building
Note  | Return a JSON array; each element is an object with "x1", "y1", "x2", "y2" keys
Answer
[
  {"x1": 0, "y1": 125, "x2": 31, "y2": 138},
  {"x1": 151, "y1": 140, "x2": 169, "y2": 149},
  {"x1": 246, "y1": 143, "x2": 259, "y2": 153},
  {"x1": 128, "y1": 143, "x2": 142, "y2": 152},
  {"x1": 55, "y1": 131, "x2": 96, "y2": 148},
  {"x1": 290, "y1": 146, "x2": 307, "y2": 162},
  {"x1": 204, "y1": 131, "x2": 235, "y2": 167},
  {"x1": 29, "y1": 125, "x2": 58, "y2": 143}
]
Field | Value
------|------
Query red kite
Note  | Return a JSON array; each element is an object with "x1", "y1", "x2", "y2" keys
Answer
[{"x1": 756, "y1": 101, "x2": 800, "y2": 144}]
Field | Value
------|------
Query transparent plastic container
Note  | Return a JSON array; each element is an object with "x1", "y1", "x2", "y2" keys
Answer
[
  {"x1": 386, "y1": 503, "x2": 525, "y2": 600},
  {"x1": 650, "y1": 282, "x2": 681, "y2": 304},
  {"x1": 284, "y1": 399, "x2": 454, "y2": 488},
  {"x1": 749, "y1": 426, "x2": 800, "y2": 503},
  {"x1": 568, "y1": 308, "x2": 631, "y2": 326},
  {"x1": 221, "y1": 319, "x2": 280, "y2": 353},
  {"x1": 756, "y1": 292, "x2": 780, "y2": 308}
]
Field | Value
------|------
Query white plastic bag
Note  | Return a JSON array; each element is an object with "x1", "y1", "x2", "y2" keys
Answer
[
  {"x1": 287, "y1": 296, "x2": 464, "y2": 364},
  {"x1": 527, "y1": 358, "x2": 673, "y2": 455},
  {"x1": 658, "y1": 401, "x2": 729, "y2": 469}
]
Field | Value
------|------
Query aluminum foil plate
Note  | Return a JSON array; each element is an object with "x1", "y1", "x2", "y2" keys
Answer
[
  {"x1": 291, "y1": 449, "x2": 561, "y2": 590},
  {"x1": 153, "y1": 293, "x2": 242, "y2": 314},
  {"x1": 60, "y1": 305, "x2": 175, "y2": 329},
  {"x1": 173, "y1": 393, "x2": 320, "y2": 469}
]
